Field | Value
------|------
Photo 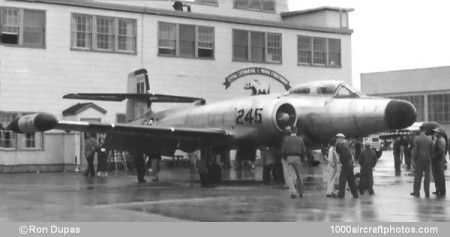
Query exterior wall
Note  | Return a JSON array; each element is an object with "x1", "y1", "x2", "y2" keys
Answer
[
  {"x1": 361, "y1": 66, "x2": 450, "y2": 95},
  {"x1": 282, "y1": 12, "x2": 327, "y2": 28},
  {"x1": 282, "y1": 10, "x2": 350, "y2": 29},
  {"x1": 0, "y1": 132, "x2": 76, "y2": 172},
  {"x1": 0, "y1": 0, "x2": 353, "y2": 172}
]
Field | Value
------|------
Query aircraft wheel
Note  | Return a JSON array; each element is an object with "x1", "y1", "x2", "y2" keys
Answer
[
  {"x1": 199, "y1": 173, "x2": 210, "y2": 187},
  {"x1": 208, "y1": 164, "x2": 222, "y2": 183}
]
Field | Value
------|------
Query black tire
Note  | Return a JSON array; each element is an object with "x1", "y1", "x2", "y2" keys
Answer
[{"x1": 208, "y1": 164, "x2": 222, "y2": 183}]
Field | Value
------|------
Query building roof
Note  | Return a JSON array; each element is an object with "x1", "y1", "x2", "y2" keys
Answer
[
  {"x1": 10, "y1": 0, "x2": 353, "y2": 34},
  {"x1": 62, "y1": 103, "x2": 107, "y2": 116},
  {"x1": 281, "y1": 6, "x2": 354, "y2": 18}
]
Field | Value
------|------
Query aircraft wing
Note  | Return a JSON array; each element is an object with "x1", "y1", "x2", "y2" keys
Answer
[
  {"x1": 63, "y1": 93, "x2": 205, "y2": 104},
  {"x1": 7, "y1": 113, "x2": 231, "y2": 141},
  {"x1": 54, "y1": 121, "x2": 230, "y2": 140}
]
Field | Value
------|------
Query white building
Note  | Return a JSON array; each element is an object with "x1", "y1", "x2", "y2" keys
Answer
[{"x1": 0, "y1": 0, "x2": 353, "y2": 172}]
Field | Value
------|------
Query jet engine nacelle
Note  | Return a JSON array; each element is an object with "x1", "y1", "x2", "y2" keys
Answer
[
  {"x1": 7, "y1": 113, "x2": 58, "y2": 134},
  {"x1": 231, "y1": 97, "x2": 297, "y2": 144}
]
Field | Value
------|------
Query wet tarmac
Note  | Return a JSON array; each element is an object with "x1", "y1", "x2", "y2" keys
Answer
[{"x1": 1, "y1": 152, "x2": 449, "y2": 222}]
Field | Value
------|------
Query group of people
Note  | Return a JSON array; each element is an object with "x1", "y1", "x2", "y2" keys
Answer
[
  {"x1": 278, "y1": 126, "x2": 379, "y2": 199},
  {"x1": 83, "y1": 133, "x2": 108, "y2": 178},
  {"x1": 83, "y1": 133, "x2": 161, "y2": 183},
  {"x1": 410, "y1": 126, "x2": 446, "y2": 197},
  {"x1": 392, "y1": 135, "x2": 413, "y2": 176},
  {"x1": 325, "y1": 133, "x2": 377, "y2": 199}
]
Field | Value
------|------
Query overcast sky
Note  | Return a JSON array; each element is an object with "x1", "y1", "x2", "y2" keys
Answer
[{"x1": 289, "y1": 0, "x2": 450, "y2": 88}]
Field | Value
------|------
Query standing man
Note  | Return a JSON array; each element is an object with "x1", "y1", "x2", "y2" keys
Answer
[
  {"x1": 393, "y1": 137, "x2": 402, "y2": 176},
  {"x1": 281, "y1": 126, "x2": 306, "y2": 199},
  {"x1": 326, "y1": 137, "x2": 340, "y2": 198},
  {"x1": 411, "y1": 126, "x2": 433, "y2": 197},
  {"x1": 432, "y1": 127, "x2": 446, "y2": 196},
  {"x1": 83, "y1": 133, "x2": 97, "y2": 177},
  {"x1": 335, "y1": 133, "x2": 359, "y2": 199},
  {"x1": 358, "y1": 143, "x2": 378, "y2": 195},
  {"x1": 260, "y1": 146, "x2": 276, "y2": 185},
  {"x1": 404, "y1": 135, "x2": 413, "y2": 171},
  {"x1": 134, "y1": 153, "x2": 147, "y2": 183}
]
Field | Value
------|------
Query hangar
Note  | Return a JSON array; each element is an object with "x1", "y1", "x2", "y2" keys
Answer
[
  {"x1": 361, "y1": 66, "x2": 450, "y2": 132},
  {"x1": 0, "y1": 0, "x2": 353, "y2": 172}
]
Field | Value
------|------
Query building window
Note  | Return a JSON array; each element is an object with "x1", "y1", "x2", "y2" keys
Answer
[
  {"x1": 389, "y1": 95, "x2": 425, "y2": 122},
  {"x1": 118, "y1": 19, "x2": 136, "y2": 52},
  {"x1": 428, "y1": 93, "x2": 450, "y2": 124},
  {"x1": 234, "y1": 0, "x2": 276, "y2": 12},
  {"x1": 194, "y1": 0, "x2": 218, "y2": 5},
  {"x1": 297, "y1": 35, "x2": 341, "y2": 67},
  {"x1": 298, "y1": 36, "x2": 311, "y2": 64},
  {"x1": 72, "y1": 14, "x2": 92, "y2": 49},
  {"x1": 96, "y1": 16, "x2": 114, "y2": 51},
  {"x1": 233, "y1": 29, "x2": 281, "y2": 64},
  {"x1": 0, "y1": 7, "x2": 45, "y2": 47},
  {"x1": 198, "y1": 26, "x2": 214, "y2": 58},
  {"x1": 158, "y1": 22, "x2": 214, "y2": 59},
  {"x1": 0, "y1": 113, "x2": 17, "y2": 149},
  {"x1": 71, "y1": 13, "x2": 136, "y2": 53}
]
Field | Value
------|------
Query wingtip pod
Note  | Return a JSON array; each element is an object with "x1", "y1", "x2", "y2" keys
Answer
[{"x1": 7, "y1": 113, "x2": 58, "y2": 133}]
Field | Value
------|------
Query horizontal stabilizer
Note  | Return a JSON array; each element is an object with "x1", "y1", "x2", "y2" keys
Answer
[{"x1": 63, "y1": 93, "x2": 205, "y2": 104}]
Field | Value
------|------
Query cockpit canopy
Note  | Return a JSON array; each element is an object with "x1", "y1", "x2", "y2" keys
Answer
[{"x1": 288, "y1": 81, "x2": 360, "y2": 98}]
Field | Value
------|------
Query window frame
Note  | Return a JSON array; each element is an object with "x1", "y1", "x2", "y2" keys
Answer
[
  {"x1": 233, "y1": 0, "x2": 276, "y2": 13},
  {"x1": 232, "y1": 29, "x2": 282, "y2": 64},
  {"x1": 70, "y1": 13, "x2": 137, "y2": 54},
  {"x1": 297, "y1": 35, "x2": 342, "y2": 68},
  {"x1": 0, "y1": 7, "x2": 46, "y2": 48},
  {"x1": 157, "y1": 21, "x2": 215, "y2": 60}
]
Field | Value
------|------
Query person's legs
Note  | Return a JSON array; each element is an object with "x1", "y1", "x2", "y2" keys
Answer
[
  {"x1": 423, "y1": 161, "x2": 431, "y2": 196},
  {"x1": 289, "y1": 157, "x2": 303, "y2": 197},
  {"x1": 326, "y1": 165, "x2": 338, "y2": 195},
  {"x1": 337, "y1": 166, "x2": 348, "y2": 198}
]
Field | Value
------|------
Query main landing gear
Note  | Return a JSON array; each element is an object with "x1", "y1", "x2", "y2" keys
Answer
[{"x1": 198, "y1": 146, "x2": 222, "y2": 188}]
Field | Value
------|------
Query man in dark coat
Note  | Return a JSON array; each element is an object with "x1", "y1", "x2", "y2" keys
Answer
[
  {"x1": 358, "y1": 143, "x2": 377, "y2": 195},
  {"x1": 335, "y1": 133, "x2": 359, "y2": 199},
  {"x1": 393, "y1": 137, "x2": 402, "y2": 176},
  {"x1": 411, "y1": 126, "x2": 433, "y2": 197},
  {"x1": 432, "y1": 127, "x2": 446, "y2": 196},
  {"x1": 280, "y1": 126, "x2": 306, "y2": 199},
  {"x1": 83, "y1": 133, "x2": 97, "y2": 177}
]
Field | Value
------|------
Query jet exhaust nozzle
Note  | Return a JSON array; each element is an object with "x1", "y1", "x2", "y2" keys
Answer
[
  {"x1": 7, "y1": 113, "x2": 58, "y2": 134},
  {"x1": 385, "y1": 99, "x2": 417, "y2": 130}
]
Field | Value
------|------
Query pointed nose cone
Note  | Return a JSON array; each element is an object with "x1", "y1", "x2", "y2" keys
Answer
[{"x1": 385, "y1": 99, "x2": 417, "y2": 130}]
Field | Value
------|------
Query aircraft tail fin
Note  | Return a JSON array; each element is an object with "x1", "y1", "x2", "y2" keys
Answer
[{"x1": 63, "y1": 69, "x2": 205, "y2": 122}]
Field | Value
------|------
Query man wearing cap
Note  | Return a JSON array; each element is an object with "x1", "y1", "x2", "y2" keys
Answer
[
  {"x1": 358, "y1": 143, "x2": 378, "y2": 195},
  {"x1": 281, "y1": 126, "x2": 306, "y2": 199},
  {"x1": 335, "y1": 133, "x2": 359, "y2": 198},
  {"x1": 432, "y1": 127, "x2": 446, "y2": 196},
  {"x1": 411, "y1": 126, "x2": 433, "y2": 197}
]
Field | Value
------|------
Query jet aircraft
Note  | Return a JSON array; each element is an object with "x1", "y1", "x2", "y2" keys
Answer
[{"x1": 8, "y1": 69, "x2": 417, "y2": 186}]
